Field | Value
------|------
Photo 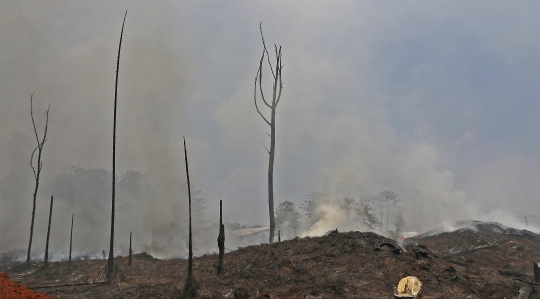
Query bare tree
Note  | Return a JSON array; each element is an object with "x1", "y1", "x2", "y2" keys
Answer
[
  {"x1": 182, "y1": 137, "x2": 197, "y2": 298},
  {"x1": 254, "y1": 23, "x2": 284, "y2": 243},
  {"x1": 217, "y1": 199, "x2": 224, "y2": 274},
  {"x1": 108, "y1": 10, "x2": 127, "y2": 281},
  {"x1": 68, "y1": 213, "x2": 74, "y2": 269},
  {"x1": 128, "y1": 231, "x2": 132, "y2": 266},
  {"x1": 379, "y1": 190, "x2": 402, "y2": 232},
  {"x1": 44, "y1": 195, "x2": 54, "y2": 267},
  {"x1": 27, "y1": 92, "x2": 50, "y2": 265}
]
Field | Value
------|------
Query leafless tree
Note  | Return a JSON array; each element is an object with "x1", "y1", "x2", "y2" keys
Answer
[
  {"x1": 44, "y1": 195, "x2": 54, "y2": 267},
  {"x1": 182, "y1": 137, "x2": 198, "y2": 298},
  {"x1": 254, "y1": 23, "x2": 283, "y2": 243},
  {"x1": 129, "y1": 231, "x2": 132, "y2": 266},
  {"x1": 68, "y1": 213, "x2": 74, "y2": 269},
  {"x1": 217, "y1": 199, "x2": 224, "y2": 274},
  {"x1": 378, "y1": 190, "x2": 402, "y2": 232},
  {"x1": 108, "y1": 10, "x2": 127, "y2": 281},
  {"x1": 27, "y1": 92, "x2": 50, "y2": 265}
]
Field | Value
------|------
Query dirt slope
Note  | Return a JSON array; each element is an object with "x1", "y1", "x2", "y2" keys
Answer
[{"x1": 1, "y1": 223, "x2": 538, "y2": 298}]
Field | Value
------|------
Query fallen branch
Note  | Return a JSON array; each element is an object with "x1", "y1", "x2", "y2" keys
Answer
[
  {"x1": 440, "y1": 244, "x2": 499, "y2": 259},
  {"x1": 29, "y1": 280, "x2": 107, "y2": 289},
  {"x1": 514, "y1": 278, "x2": 539, "y2": 285},
  {"x1": 442, "y1": 259, "x2": 469, "y2": 267},
  {"x1": 498, "y1": 269, "x2": 528, "y2": 278}
]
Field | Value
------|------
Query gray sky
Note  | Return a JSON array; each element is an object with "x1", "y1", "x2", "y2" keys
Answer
[{"x1": 2, "y1": 1, "x2": 540, "y2": 253}]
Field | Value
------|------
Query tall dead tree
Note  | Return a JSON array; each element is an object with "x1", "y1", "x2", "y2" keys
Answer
[
  {"x1": 217, "y1": 199, "x2": 224, "y2": 274},
  {"x1": 182, "y1": 137, "x2": 197, "y2": 298},
  {"x1": 254, "y1": 23, "x2": 283, "y2": 243},
  {"x1": 128, "y1": 231, "x2": 132, "y2": 266},
  {"x1": 68, "y1": 213, "x2": 74, "y2": 269},
  {"x1": 44, "y1": 196, "x2": 54, "y2": 267},
  {"x1": 108, "y1": 10, "x2": 127, "y2": 281},
  {"x1": 27, "y1": 92, "x2": 50, "y2": 265}
]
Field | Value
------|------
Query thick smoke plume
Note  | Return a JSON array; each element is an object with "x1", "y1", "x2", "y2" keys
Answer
[{"x1": 2, "y1": 1, "x2": 540, "y2": 259}]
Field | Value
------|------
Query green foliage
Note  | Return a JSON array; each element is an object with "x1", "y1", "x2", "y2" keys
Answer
[
  {"x1": 300, "y1": 192, "x2": 329, "y2": 219},
  {"x1": 379, "y1": 190, "x2": 402, "y2": 207},
  {"x1": 356, "y1": 196, "x2": 381, "y2": 229},
  {"x1": 275, "y1": 200, "x2": 301, "y2": 229},
  {"x1": 52, "y1": 165, "x2": 153, "y2": 207},
  {"x1": 300, "y1": 190, "x2": 403, "y2": 232}
]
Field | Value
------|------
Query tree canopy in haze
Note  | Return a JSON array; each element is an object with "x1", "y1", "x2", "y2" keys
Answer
[
  {"x1": 275, "y1": 200, "x2": 300, "y2": 230},
  {"x1": 51, "y1": 165, "x2": 152, "y2": 207}
]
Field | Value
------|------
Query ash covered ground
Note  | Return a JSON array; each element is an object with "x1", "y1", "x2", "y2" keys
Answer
[{"x1": 2, "y1": 221, "x2": 539, "y2": 298}]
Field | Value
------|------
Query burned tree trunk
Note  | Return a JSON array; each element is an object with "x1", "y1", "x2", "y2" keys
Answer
[
  {"x1": 254, "y1": 23, "x2": 284, "y2": 244},
  {"x1": 68, "y1": 213, "x2": 74, "y2": 269},
  {"x1": 44, "y1": 196, "x2": 54, "y2": 267},
  {"x1": 108, "y1": 10, "x2": 127, "y2": 282},
  {"x1": 217, "y1": 199, "x2": 225, "y2": 274},
  {"x1": 27, "y1": 93, "x2": 50, "y2": 265},
  {"x1": 278, "y1": 230, "x2": 281, "y2": 243},
  {"x1": 129, "y1": 232, "x2": 132, "y2": 266},
  {"x1": 182, "y1": 137, "x2": 197, "y2": 298}
]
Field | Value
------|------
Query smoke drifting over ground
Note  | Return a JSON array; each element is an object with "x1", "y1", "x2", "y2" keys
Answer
[
  {"x1": 2, "y1": 1, "x2": 540, "y2": 258},
  {"x1": 0, "y1": 2, "x2": 197, "y2": 257}
]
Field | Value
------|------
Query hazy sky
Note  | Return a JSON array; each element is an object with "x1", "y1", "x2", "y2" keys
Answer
[{"x1": 2, "y1": 1, "x2": 540, "y2": 253}]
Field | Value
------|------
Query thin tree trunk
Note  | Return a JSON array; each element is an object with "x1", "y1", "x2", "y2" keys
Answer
[
  {"x1": 182, "y1": 137, "x2": 197, "y2": 297},
  {"x1": 254, "y1": 23, "x2": 283, "y2": 244},
  {"x1": 108, "y1": 10, "x2": 127, "y2": 282},
  {"x1": 151, "y1": 209, "x2": 155, "y2": 246},
  {"x1": 268, "y1": 109, "x2": 276, "y2": 243},
  {"x1": 217, "y1": 199, "x2": 224, "y2": 274},
  {"x1": 44, "y1": 196, "x2": 54, "y2": 267},
  {"x1": 27, "y1": 93, "x2": 50, "y2": 265},
  {"x1": 27, "y1": 170, "x2": 40, "y2": 265},
  {"x1": 68, "y1": 213, "x2": 73, "y2": 269},
  {"x1": 129, "y1": 232, "x2": 132, "y2": 266},
  {"x1": 185, "y1": 137, "x2": 193, "y2": 282}
]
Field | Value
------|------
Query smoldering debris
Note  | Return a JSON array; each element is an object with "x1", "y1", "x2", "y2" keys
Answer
[{"x1": 1, "y1": 220, "x2": 539, "y2": 298}]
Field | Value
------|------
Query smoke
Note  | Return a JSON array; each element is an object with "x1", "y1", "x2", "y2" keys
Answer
[
  {"x1": 0, "y1": 1, "x2": 205, "y2": 257},
  {"x1": 302, "y1": 203, "x2": 359, "y2": 237},
  {"x1": 2, "y1": 1, "x2": 540, "y2": 259}
]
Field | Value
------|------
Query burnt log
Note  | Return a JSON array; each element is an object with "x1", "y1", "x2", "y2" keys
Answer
[
  {"x1": 409, "y1": 244, "x2": 437, "y2": 260},
  {"x1": 375, "y1": 239, "x2": 403, "y2": 253},
  {"x1": 438, "y1": 266, "x2": 458, "y2": 281}
]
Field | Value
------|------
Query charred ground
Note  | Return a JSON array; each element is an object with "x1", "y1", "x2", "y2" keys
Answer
[{"x1": 1, "y1": 221, "x2": 539, "y2": 298}]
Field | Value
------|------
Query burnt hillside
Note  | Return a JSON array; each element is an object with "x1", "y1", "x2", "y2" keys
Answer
[{"x1": 2, "y1": 222, "x2": 539, "y2": 298}]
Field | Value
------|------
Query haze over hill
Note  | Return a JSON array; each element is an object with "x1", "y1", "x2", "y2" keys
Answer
[{"x1": 1, "y1": 1, "x2": 540, "y2": 257}]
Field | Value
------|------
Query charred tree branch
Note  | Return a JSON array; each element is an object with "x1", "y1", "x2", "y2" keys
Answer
[
  {"x1": 27, "y1": 92, "x2": 50, "y2": 265},
  {"x1": 44, "y1": 196, "x2": 54, "y2": 267},
  {"x1": 253, "y1": 23, "x2": 284, "y2": 244},
  {"x1": 108, "y1": 9, "x2": 127, "y2": 282}
]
